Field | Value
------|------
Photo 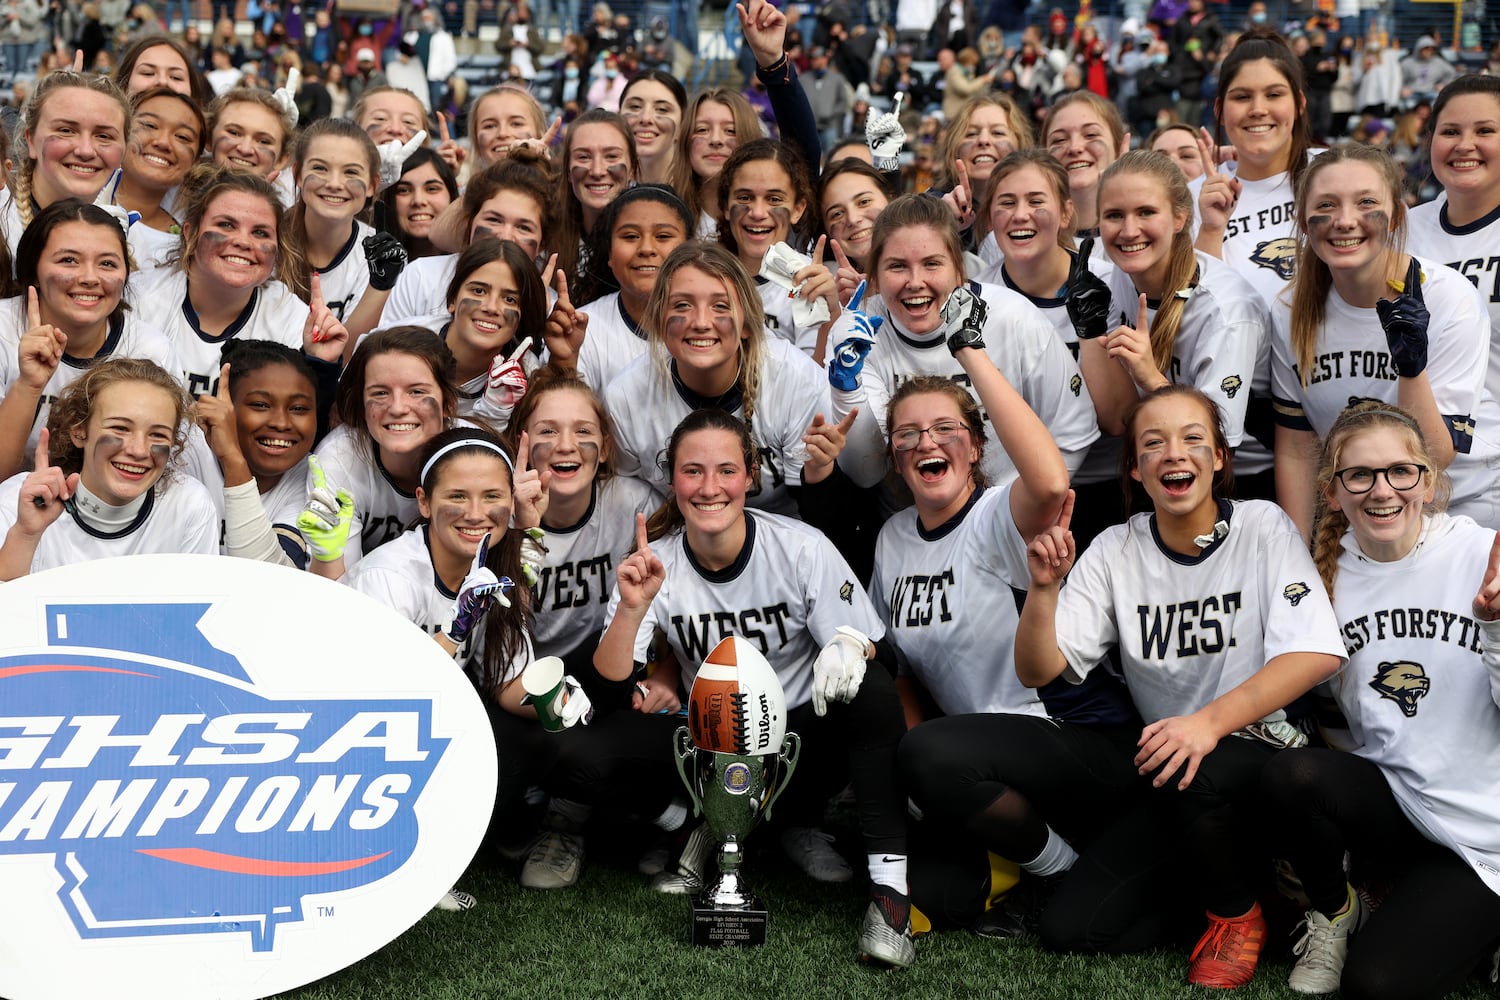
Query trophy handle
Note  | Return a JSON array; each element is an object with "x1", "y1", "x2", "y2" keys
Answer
[
  {"x1": 759, "y1": 731, "x2": 801, "y2": 824},
  {"x1": 671, "y1": 726, "x2": 704, "y2": 818}
]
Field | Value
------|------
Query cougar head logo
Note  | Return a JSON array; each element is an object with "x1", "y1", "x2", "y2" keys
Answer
[
  {"x1": 1069, "y1": 373, "x2": 1082, "y2": 397},
  {"x1": 1250, "y1": 238, "x2": 1298, "y2": 280},
  {"x1": 1220, "y1": 374, "x2": 1243, "y2": 399},
  {"x1": 838, "y1": 581, "x2": 853, "y2": 604},
  {"x1": 1370, "y1": 660, "x2": 1430, "y2": 718},
  {"x1": 1282, "y1": 582, "x2": 1311, "y2": 607}
]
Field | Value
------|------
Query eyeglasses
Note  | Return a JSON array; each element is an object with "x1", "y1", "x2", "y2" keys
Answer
[
  {"x1": 892, "y1": 420, "x2": 969, "y2": 452},
  {"x1": 1332, "y1": 463, "x2": 1427, "y2": 494}
]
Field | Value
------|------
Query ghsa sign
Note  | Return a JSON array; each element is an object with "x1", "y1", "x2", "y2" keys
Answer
[{"x1": 0, "y1": 555, "x2": 498, "y2": 1000}]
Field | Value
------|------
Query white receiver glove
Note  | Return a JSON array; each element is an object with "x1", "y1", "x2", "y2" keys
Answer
[
  {"x1": 377, "y1": 130, "x2": 429, "y2": 192},
  {"x1": 273, "y1": 67, "x2": 300, "y2": 127},
  {"x1": 811, "y1": 625, "x2": 869, "y2": 716},
  {"x1": 559, "y1": 675, "x2": 594, "y2": 728}
]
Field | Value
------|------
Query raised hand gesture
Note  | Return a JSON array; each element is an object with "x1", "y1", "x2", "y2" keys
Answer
[
  {"x1": 18, "y1": 287, "x2": 65, "y2": 392},
  {"x1": 1377, "y1": 256, "x2": 1429, "y2": 379},
  {"x1": 511, "y1": 430, "x2": 551, "y2": 530},
  {"x1": 1025, "y1": 489, "x2": 1075, "y2": 589},
  {"x1": 486, "y1": 339, "x2": 532, "y2": 413},
  {"x1": 543, "y1": 269, "x2": 587, "y2": 368},
  {"x1": 1066, "y1": 237, "x2": 1111, "y2": 342},
  {"x1": 801, "y1": 410, "x2": 858, "y2": 483},
  {"x1": 1104, "y1": 293, "x2": 1166, "y2": 391},
  {"x1": 616, "y1": 512, "x2": 665, "y2": 611},
  {"x1": 446, "y1": 531, "x2": 513, "y2": 645},
  {"x1": 435, "y1": 111, "x2": 467, "y2": 175},
  {"x1": 1195, "y1": 127, "x2": 1241, "y2": 235},
  {"x1": 17, "y1": 428, "x2": 77, "y2": 536},
  {"x1": 303, "y1": 272, "x2": 350, "y2": 362},
  {"x1": 194, "y1": 362, "x2": 249, "y2": 479},
  {"x1": 737, "y1": 0, "x2": 788, "y2": 69}
]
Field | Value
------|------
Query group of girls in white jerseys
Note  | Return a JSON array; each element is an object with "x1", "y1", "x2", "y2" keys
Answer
[{"x1": 2, "y1": 14, "x2": 1500, "y2": 993}]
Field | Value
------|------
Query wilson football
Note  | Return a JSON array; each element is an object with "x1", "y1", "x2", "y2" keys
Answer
[{"x1": 687, "y1": 636, "x2": 787, "y2": 755}]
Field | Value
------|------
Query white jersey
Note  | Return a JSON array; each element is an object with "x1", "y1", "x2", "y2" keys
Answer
[
  {"x1": 978, "y1": 252, "x2": 1124, "y2": 486},
  {"x1": 127, "y1": 221, "x2": 183, "y2": 274},
  {"x1": 0, "y1": 473, "x2": 219, "y2": 572},
  {"x1": 379, "y1": 253, "x2": 457, "y2": 329},
  {"x1": 836, "y1": 279, "x2": 1099, "y2": 489},
  {"x1": 1105, "y1": 249, "x2": 1275, "y2": 472},
  {"x1": 313, "y1": 220, "x2": 376, "y2": 323},
  {"x1": 312, "y1": 423, "x2": 422, "y2": 568},
  {"x1": 345, "y1": 524, "x2": 530, "y2": 682},
  {"x1": 602, "y1": 508, "x2": 885, "y2": 711},
  {"x1": 870, "y1": 483, "x2": 1042, "y2": 716},
  {"x1": 604, "y1": 338, "x2": 829, "y2": 516},
  {"x1": 1405, "y1": 200, "x2": 1500, "y2": 416},
  {"x1": 1330, "y1": 513, "x2": 1500, "y2": 898},
  {"x1": 1190, "y1": 158, "x2": 1306, "y2": 307},
  {"x1": 130, "y1": 267, "x2": 308, "y2": 398},
  {"x1": 576, "y1": 291, "x2": 650, "y2": 394},
  {"x1": 1056, "y1": 498, "x2": 1346, "y2": 725},
  {"x1": 1269, "y1": 257, "x2": 1500, "y2": 520},
  {"x1": 531, "y1": 476, "x2": 660, "y2": 659},
  {"x1": 0, "y1": 299, "x2": 176, "y2": 464},
  {"x1": 0, "y1": 192, "x2": 22, "y2": 261}
]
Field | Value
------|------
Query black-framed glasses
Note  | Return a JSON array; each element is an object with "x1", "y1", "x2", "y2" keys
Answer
[
  {"x1": 892, "y1": 420, "x2": 969, "y2": 453},
  {"x1": 1332, "y1": 464, "x2": 1428, "y2": 494}
]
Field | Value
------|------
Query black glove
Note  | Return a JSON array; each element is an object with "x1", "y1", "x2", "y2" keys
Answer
[
  {"x1": 1375, "y1": 256, "x2": 1428, "y2": 378},
  {"x1": 1065, "y1": 237, "x2": 1111, "y2": 340},
  {"x1": 363, "y1": 231, "x2": 408, "y2": 292},
  {"x1": 941, "y1": 286, "x2": 987, "y2": 354}
]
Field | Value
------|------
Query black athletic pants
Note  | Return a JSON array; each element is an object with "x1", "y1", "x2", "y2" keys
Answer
[{"x1": 1262, "y1": 747, "x2": 1500, "y2": 1000}]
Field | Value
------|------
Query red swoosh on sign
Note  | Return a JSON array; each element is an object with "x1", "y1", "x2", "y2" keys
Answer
[{"x1": 136, "y1": 848, "x2": 394, "y2": 876}]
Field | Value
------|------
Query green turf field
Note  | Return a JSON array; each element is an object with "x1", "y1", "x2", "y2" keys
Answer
[{"x1": 282, "y1": 842, "x2": 1497, "y2": 1000}]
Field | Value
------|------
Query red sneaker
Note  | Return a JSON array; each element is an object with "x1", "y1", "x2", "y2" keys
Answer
[{"x1": 1188, "y1": 903, "x2": 1266, "y2": 989}]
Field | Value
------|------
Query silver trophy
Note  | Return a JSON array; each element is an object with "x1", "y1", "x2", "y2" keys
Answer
[{"x1": 671, "y1": 636, "x2": 800, "y2": 946}]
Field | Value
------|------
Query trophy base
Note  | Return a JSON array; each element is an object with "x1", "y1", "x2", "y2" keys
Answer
[{"x1": 690, "y1": 895, "x2": 769, "y2": 947}]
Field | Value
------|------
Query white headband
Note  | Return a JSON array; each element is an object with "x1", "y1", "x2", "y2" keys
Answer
[{"x1": 420, "y1": 438, "x2": 513, "y2": 485}]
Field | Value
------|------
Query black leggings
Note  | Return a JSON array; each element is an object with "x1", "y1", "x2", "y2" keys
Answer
[
  {"x1": 899, "y1": 714, "x2": 1142, "y2": 861},
  {"x1": 1263, "y1": 748, "x2": 1500, "y2": 1000},
  {"x1": 772, "y1": 664, "x2": 909, "y2": 855},
  {"x1": 1044, "y1": 734, "x2": 1281, "y2": 952}
]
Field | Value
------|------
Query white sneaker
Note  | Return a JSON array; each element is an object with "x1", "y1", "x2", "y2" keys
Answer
[
  {"x1": 433, "y1": 888, "x2": 477, "y2": 912},
  {"x1": 780, "y1": 827, "x2": 853, "y2": 883},
  {"x1": 519, "y1": 830, "x2": 585, "y2": 890},
  {"x1": 1288, "y1": 886, "x2": 1366, "y2": 994},
  {"x1": 649, "y1": 822, "x2": 712, "y2": 894},
  {"x1": 858, "y1": 891, "x2": 915, "y2": 969}
]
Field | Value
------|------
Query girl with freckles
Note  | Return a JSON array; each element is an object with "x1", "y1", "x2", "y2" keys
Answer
[
  {"x1": 2, "y1": 71, "x2": 131, "y2": 259},
  {"x1": 0, "y1": 200, "x2": 175, "y2": 480},
  {"x1": 550, "y1": 109, "x2": 639, "y2": 289},
  {"x1": 571, "y1": 184, "x2": 693, "y2": 392},
  {"x1": 938, "y1": 94, "x2": 1033, "y2": 262},
  {"x1": 1260, "y1": 402, "x2": 1500, "y2": 999},
  {"x1": 0, "y1": 357, "x2": 218, "y2": 579},
  {"x1": 1013, "y1": 383, "x2": 1345, "y2": 988},
  {"x1": 117, "y1": 86, "x2": 207, "y2": 273},
  {"x1": 130, "y1": 167, "x2": 348, "y2": 400},
  {"x1": 1272, "y1": 143, "x2": 1500, "y2": 538},
  {"x1": 282, "y1": 118, "x2": 382, "y2": 320}
]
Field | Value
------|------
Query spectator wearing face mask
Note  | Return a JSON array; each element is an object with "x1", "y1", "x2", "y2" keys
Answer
[
  {"x1": 587, "y1": 50, "x2": 627, "y2": 110},
  {"x1": 1131, "y1": 34, "x2": 1177, "y2": 137}
]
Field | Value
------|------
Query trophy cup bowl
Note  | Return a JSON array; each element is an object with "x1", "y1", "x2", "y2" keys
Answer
[{"x1": 671, "y1": 636, "x2": 799, "y2": 946}]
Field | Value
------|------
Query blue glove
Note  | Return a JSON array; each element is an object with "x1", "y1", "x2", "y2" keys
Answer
[{"x1": 827, "y1": 280, "x2": 884, "y2": 392}]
